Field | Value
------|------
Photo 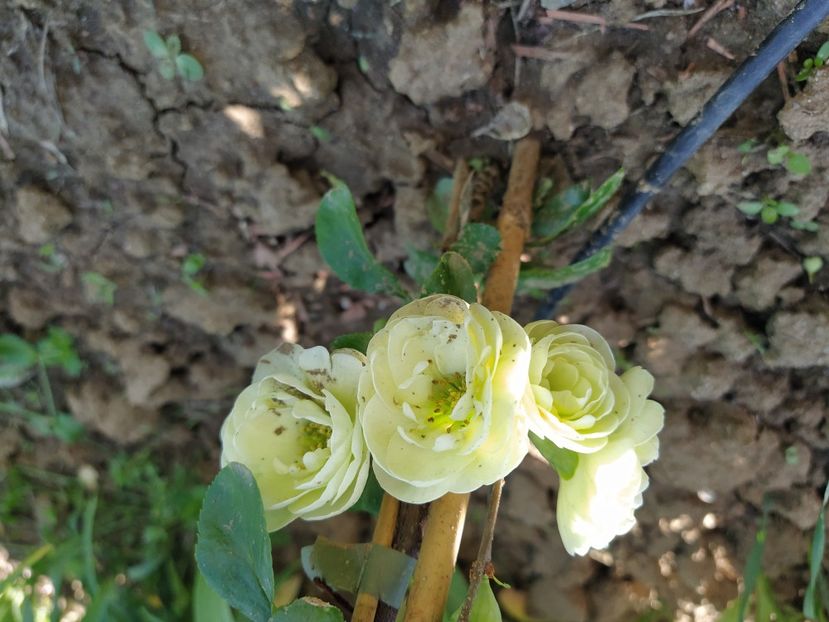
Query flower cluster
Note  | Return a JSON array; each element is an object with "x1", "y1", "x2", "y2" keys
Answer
[{"x1": 220, "y1": 295, "x2": 663, "y2": 554}]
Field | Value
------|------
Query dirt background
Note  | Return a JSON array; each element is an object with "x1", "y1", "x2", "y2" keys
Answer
[{"x1": 2, "y1": 0, "x2": 829, "y2": 620}]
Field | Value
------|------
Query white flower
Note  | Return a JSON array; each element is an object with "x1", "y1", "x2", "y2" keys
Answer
[
  {"x1": 358, "y1": 294, "x2": 532, "y2": 504},
  {"x1": 525, "y1": 320, "x2": 629, "y2": 453},
  {"x1": 556, "y1": 367, "x2": 664, "y2": 556},
  {"x1": 220, "y1": 344, "x2": 370, "y2": 531}
]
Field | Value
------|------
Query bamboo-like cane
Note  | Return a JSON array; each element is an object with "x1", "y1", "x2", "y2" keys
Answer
[{"x1": 403, "y1": 137, "x2": 542, "y2": 622}]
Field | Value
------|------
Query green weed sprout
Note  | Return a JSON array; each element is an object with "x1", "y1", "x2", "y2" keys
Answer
[
  {"x1": 81, "y1": 271, "x2": 117, "y2": 305},
  {"x1": 796, "y1": 39, "x2": 829, "y2": 82},
  {"x1": 735, "y1": 197, "x2": 820, "y2": 231},
  {"x1": 766, "y1": 144, "x2": 812, "y2": 176},
  {"x1": 181, "y1": 252, "x2": 208, "y2": 295},
  {"x1": 803, "y1": 256, "x2": 824, "y2": 283},
  {"x1": 143, "y1": 30, "x2": 204, "y2": 81}
]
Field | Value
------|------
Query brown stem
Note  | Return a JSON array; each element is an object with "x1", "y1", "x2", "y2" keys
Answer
[
  {"x1": 459, "y1": 137, "x2": 541, "y2": 620},
  {"x1": 401, "y1": 138, "x2": 541, "y2": 622},
  {"x1": 352, "y1": 494, "x2": 400, "y2": 622},
  {"x1": 441, "y1": 160, "x2": 471, "y2": 249}
]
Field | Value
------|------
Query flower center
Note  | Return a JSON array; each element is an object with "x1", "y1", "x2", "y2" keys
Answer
[
  {"x1": 301, "y1": 421, "x2": 332, "y2": 453},
  {"x1": 425, "y1": 372, "x2": 469, "y2": 433}
]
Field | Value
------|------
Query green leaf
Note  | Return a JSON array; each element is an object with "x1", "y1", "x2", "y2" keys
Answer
[
  {"x1": 566, "y1": 168, "x2": 625, "y2": 231},
  {"x1": 176, "y1": 54, "x2": 205, "y2": 81},
  {"x1": 348, "y1": 469, "x2": 384, "y2": 515},
  {"x1": 315, "y1": 180, "x2": 407, "y2": 298},
  {"x1": 182, "y1": 253, "x2": 206, "y2": 277},
  {"x1": 530, "y1": 432, "x2": 579, "y2": 480},
  {"x1": 404, "y1": 248, "x2": 440, "y2": 286},
  {"x1": 427, "y1": 177, "x2": 454, "y2": 234},
  {"x1": 775, "y1": 201, "x2": 800, "y2": 217},
  {"x1": 532, "y1": 183, "x2": 589, "y2": 241},
  {"x1": 166, "y1": 34, "x2": 182, "y2": 57},
  {"x1": 760, "y1": 205, "x2": 779, "y2": 225},
  {"x1": 790, "y1": 219, "x2": 820, "y2": 232},
  {"x1": 37, "y1": 327, "x2": 83, "y2": 376},
  {"x1": 737, "y1": 139, "x2": 759, "y2": 154},
  {"x1": 421, "y1": 252, "x2": 477, "y2": 302},
  {"x1": 82, "y1": 271, "x2": 117, "y2": 305},
  {"x1": 804, "y1": 482, "x2": 829, "y2": 619},
  {"x1": 0, "y1": 334, "x2": 38, "y2": 387},
  {"x1": 803, "y1": 256, "x2": 824, "y2": 283},
  {"x1": 796, "y1": 67, "x2": 812, "y2": 82},
  {"x1": 443, "y1": 569, "x2": 469, "y2": 622},
  {"x1": 784, "y1": 152, "x2": 812, "y2": 176},
  {"x1": 82, "y1": 496, "x2": 99, "y2": 595},
  {"x1": 737, "y1": 498, "x2": 771, "y2": 622},
  {"x1": 767, "y1": 145, "x2": 790, "y2": 166},
  {"x1": 143, "y1": 30, "x2": 170, "y2": 59},
  {"x1": 310, "y1": 126, "x2": 332, "y2": 142},
  {"x1": 448, "y1": 577, "x2": 502, "y2": 622},
  {"x1": 193, "y1": 570, "x2": 235, "y2": 622},
  {"x1": 271, "y1": 598, "x2": 344, "y2": 622},
  {"x1": 517, "y1": 247, "x2": 613, "y2": 294},
  {"x1": 196, "y1": 463, "x2": 275, "y2": 622},
  {"x1": 736, "y1": 201, "x2": 764, "y2": 216},
  {"x1": 817, "y1": 40, "x2": 829, "y2": 62},
  {"x1": 330, "y1": 332, "x2": 373, "y2": 355},
  {"x1": 755, "y1": 575, "x2": 784, "y2": 622},
  {"x1": 450, "y1": 223, "x2": 501, "y2": 276},
  {"x1": 301, "y1": 537, "x2": 415, "y2": 609}
]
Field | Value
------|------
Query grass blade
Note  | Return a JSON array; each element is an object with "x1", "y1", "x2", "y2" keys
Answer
[{"x1": 804, "y1": 482, "x2": 829, "y2": 619}]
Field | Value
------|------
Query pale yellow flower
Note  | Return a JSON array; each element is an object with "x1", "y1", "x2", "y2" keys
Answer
[
  {"x1": 358, "y1": 295, "x2": 532, "y2": 503},
  {"x1": 556, "y1": 367, "x2": 664, "y2": 555},
  {"x1": 220, "y1": 344, "x2": 369, "y2": 531},
  {"x1": 525, "y1": 320, "x2": 630, "y2": 453}
]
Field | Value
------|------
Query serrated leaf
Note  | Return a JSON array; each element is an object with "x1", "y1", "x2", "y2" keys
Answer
[
  {"x1": 143, "y1": 30, "x2": 169, "y2": 59},
  {"x1": 0, "y1": 334, "x2": 38, "y2": 387},
  {"x1": 804, "y1": 482, "x2": 829, "y2": 619},
  {"x1": 427, "y1": 177, "x2": 454, "y2": 234},
  {"x1": 166, "y1": 34, "x2": 181, "y2": 57},
  {"x1": 271, "y1": 598, "x2": 344, "y2": 622},
  {"x1": 530, "y1": 432, "x2": 579, "y2": 480},
  {"x1": 330, "y1": 332, "x2": 373, "y2": 355},
  {"x1": 404, "y1": 248, "x2": 440, "y2": 286},
  {"x1": 422, "y1": 252, "x2": 477, "y2": 302},
  {"x1": 196, "y1": 463, "x2": 275, "y2": 622},
  {"x1": 450, "y1": 223, "x2": 501, "y2": 276},
  {"x1": 517, "y1": 247, "x2": 613, "y2": 294},
  {"x1": 315, "y1": 180, "x2": 407, "y2": 299},
  {"x1": 532, "y1": 183, "x2": 589, "y2": 242},
  {"x1": 193, "y1": 570, "x2": 235, "y2": 622},
  {"x1": 737, "y1": 201, "x2": 764, "y2": 216},
  {"x1": 784, "y1": 152, "x2": 812, "y2": 176},
  {"x1": 176, "y1": 54, "x2": 204, "y2": 81},
  {"x1": 348, "y1": 469, "x2": 384, "y2": 515}
]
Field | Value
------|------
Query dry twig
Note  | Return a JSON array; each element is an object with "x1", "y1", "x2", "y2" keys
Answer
[
  {"x1": 706, "y1": 36, "x2": 736, "y2": 60},
  {"x1": 687, "y1": 0, "x2": 734, "y2": 39},
  {"x1": 539, "y1": 9, "x2": 650, "y2": 31}
]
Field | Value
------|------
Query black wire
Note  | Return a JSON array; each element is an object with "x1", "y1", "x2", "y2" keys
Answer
[{"x1": 534, "y1": 0, "x2": 829, "y2": 320}]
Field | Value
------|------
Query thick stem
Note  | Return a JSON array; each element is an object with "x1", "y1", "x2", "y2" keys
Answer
[
  {"x1": 459, "y1": 137, "x2": 540, "y2": 620},
  {"x1": 402, "y1": 493, "x2": 469, "y2": 622},
  {"x1": 352, "y1": 494, "x2": 400, "y2": 622},
  {"x1": 401, "y1": 137, "x2": 541, "y2": 622}
]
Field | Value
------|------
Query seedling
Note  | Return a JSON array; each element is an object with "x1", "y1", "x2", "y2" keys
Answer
[
  {"x1": 181, "y1": 252, "x2": 208, "y2": 295},
  {"x1": 737, "y1": 197, "x2": 800, "y2": 226},
  {"x1": 81, "y1": 271, "x2": 117, "y2": 305},
  {"x1": 143, "y1": 30, "x2": 204, "y2": 81},
  {"x1": 766, "y1": 144, "x2": 812, "y2": 176},
  {"x1": 803, "y1": 256, "x2": 824, "y2": 283},
  {"x1": 796, "y1": 39, "x2": 829, "y2": 82}
]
